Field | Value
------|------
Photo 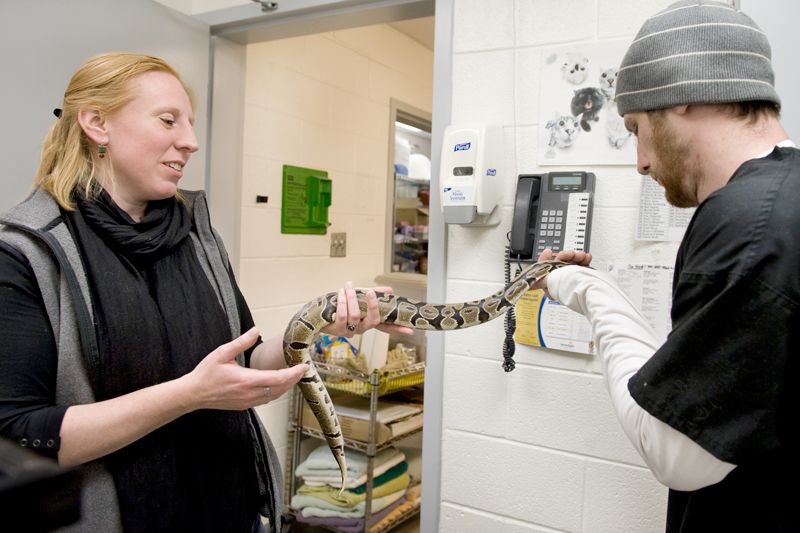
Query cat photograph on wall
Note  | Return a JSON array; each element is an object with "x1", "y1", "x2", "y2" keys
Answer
[
  {"x1": 544, "y1": 114, "x2": 581, "y2": 159},
  {"x1": 571, "y1": 87, "x2": 606, "y2": 132},
  {"x1": 598, "y1": 67, "x2": 633, "y2": 149},
  {"x1": 538, "y1": 42, "x2": 636, "y2": 165},
  {"x1": 560, "y1": 52, "x2": 589, "y2": 85}
]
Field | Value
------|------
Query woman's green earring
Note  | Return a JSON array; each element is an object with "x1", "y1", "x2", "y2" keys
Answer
[{"x1": 98, "y1": 144, "x2": 107, "y2": 158}]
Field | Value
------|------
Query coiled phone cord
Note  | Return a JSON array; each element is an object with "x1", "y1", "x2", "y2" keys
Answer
[{"x1": 502, "y1": 242, "x2": 521, "y2": 372}]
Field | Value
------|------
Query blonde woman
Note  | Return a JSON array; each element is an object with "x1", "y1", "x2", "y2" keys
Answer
[{"x1": 0, "y1": 52, "x2": 400, "y2": 533}]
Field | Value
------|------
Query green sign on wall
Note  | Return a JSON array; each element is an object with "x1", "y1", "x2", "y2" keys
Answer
[{"x1": 281, "y1": 164, "x2": 332, "y2": 235}]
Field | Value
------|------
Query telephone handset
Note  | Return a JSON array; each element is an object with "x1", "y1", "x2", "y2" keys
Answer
[
  {"x1": 509, "y1": 171, "x2": 595, "y2": 260},
  {"x1": 502, "y1": 171, "x2": 595, "y2": 372}
]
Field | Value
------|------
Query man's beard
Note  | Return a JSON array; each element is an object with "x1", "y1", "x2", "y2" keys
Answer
[{"x1": 650, "y1": 114, "x2": 697, "y2": 208}]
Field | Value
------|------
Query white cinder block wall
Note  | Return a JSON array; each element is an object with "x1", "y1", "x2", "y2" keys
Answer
[
  {"x1": 437, "y1": 0, "x2": 707, "y2": 531},
  {"x1": 239, "y1": 25, "x2": 433, "y2": 472}
]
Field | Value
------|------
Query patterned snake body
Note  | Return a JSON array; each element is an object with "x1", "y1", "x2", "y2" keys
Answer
[{"x1": 282, "y1": 260, "x2": 566, "y2": 492}]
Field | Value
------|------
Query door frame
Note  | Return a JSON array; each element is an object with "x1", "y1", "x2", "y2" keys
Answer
[{"x1": 205, "y1": 3, "x2": 451, "y2": 530}]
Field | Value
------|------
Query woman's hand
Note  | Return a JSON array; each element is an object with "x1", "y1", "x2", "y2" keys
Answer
[
  {"x1": 185, "y1": 327, "x2": 309, "y2": 410},
  {"x1": 321, "y1": 282, "x2": 413, "y2": 338}
]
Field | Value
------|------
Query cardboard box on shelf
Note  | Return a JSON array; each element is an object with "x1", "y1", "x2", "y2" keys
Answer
[{"x1": 300, "y1": 399, "x2": 423, "y2": 444}]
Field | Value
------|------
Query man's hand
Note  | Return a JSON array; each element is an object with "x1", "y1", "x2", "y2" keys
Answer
[
  {"x1": 531, "y1": 248, "x2": 593, "y2": 294},
  {"x1": 539, "y1": 248, "x2": 592, "y2": 266}
]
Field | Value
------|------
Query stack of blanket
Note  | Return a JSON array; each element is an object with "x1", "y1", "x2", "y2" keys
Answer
[{"x1": 291, "y1": 444, "x2": 411, "y2": 531}]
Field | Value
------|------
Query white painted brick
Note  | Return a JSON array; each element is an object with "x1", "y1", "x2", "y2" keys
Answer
[
  {"x1": 239, "y1": 202, "x2": 386, "y2": 260},
  {"x1": 453, "y1": 0, "x2": 515, "y2": 52},
  {"x1": 442, "y1": 354, "x2": 510, "y2": 436},
  {"x1": 441, "y1": 503, "x2": 505, "y2": 533},
  {"x1": 239, "y1": 208, "x2": 328, "y2": 259},
  {"x1": 354, "y1": 134, "x2": 388, "y2": 179},
  {"x1": 447, "y1": 224, "x2": 511, "y2": 282},
  {"x1": 442, "y1": 431, "x2": 584, "y2": 531},
  {"x1": 251, "y1": 305, "x2": 299, "y2": 339},
  {"x1": 299, "y1": 122, "x2": 357, "y2": 173},
  {"x1": 253, "y1": 396, "x2": 292, "y2": 452},
  {"x1": 516, "y1": 0, "x2": 594, "y2": 47},
  {"x1": 515, "y1": 46, "x2": 542, "y2": 126},
  {"x1": 240, "y1": 256, "x2": 385, "y2": 309},
  {"x1": 582, "y1": 460, "x2": 668, "y2": 532},
  {"x1": 592, "y1": 168, "x2": 643, "y2": 208},
  {"x1": 342, "y1": 214, "x2": 387, "y2": 255},
  {"x1": 240, "y1": 154, "x2": 273, "y2": 207},
  {"x1": 443, "y1": 315, "x2": 506, "y2": 361},
  {"x1": 328, "y1": 170, "x2": 358, "y2": 216},
  {"x1": 301, "y1": 34, "x2": 371, "y2": 97},
  {"x1": 505, "y1": 365, "x2": 645, "y2": 465},
  {"x1": 441, "y1": 503, "x2": 559, "y2": 533},
  {"x1": 445, "y1": 279, "x2": 503, "y2": 308},
  {"x1": 368, "y1": 61, "x2": 432, "y2": 111},
  {"x1": 351, "y1": 175, "x2": 384, "y2": 217},
  {"x1": 598, "y1": 0, "x2": 679, "y2": 39},
  {"x1": 502, "y1": 518, "x2": 564, "y2": 533},
  {"x1": 247, "y1": 38, "x2": 305, "y2": 79},
  {"x1": 328, "y1": 88, "x2": 389, "y2": 140},
  {"x1": 379, "y1": 25, "x2": 435, "y2": 81},
  {"x1": 262, "y1": 65, "x2": 330, "y2": 126},
  {"x1": 515, "y1": 125, "x2": 541, "y2": 175},
  {"x1": 331, "y1": 23, "x2": 385, "y2": 60},
  {"x1": 242, "y1": 104, "x2": 305, "y2": 161},
  {"x1": 586, "y1": 205, "x2": 640, "y2": 262},
  {"x1": 244, "y1": 55, "x2": 274, "y2": 106},
  {"x1": 452, "y1": 50, "x2": 516, "y2": 126}
]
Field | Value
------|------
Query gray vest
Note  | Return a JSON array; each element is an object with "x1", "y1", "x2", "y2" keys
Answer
[{"x1": 0, "y1": 188, "x2": 283, "y2": 532}]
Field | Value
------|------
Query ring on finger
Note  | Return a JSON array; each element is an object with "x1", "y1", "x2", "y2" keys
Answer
[
  {"x1": 263, "y1": 386, "x2": 271, "y2": 400},
  {"x1": 346, "y1": 323, "x2": 357, "y2": 332}
]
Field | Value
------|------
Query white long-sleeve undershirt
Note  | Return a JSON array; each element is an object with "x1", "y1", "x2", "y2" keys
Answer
[{"x1": 548, "y1": 265, "x2": 735, "y2": 491}]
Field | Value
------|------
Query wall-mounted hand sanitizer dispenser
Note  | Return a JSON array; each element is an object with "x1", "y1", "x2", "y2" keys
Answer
[{"x1": 440, "y1": 124, "x2": 503, "y2": 226}]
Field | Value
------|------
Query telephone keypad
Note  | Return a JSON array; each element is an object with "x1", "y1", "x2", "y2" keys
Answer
[{"x1": 537, "y1": 209, "x2": 566, "y2": 253}]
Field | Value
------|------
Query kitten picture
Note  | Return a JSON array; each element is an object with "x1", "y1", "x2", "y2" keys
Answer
[
  {"x1": 560, "y1": 53, "x2": 589, "y2": 85},
  {"x1": 598, "y1": 67, "x2": 617, "y2": 100},
  {"x1": 570, "y1": 87, "x2": 606, "y2": 132},
  {"x1": 546, "y1": 114, "x2": 581, "y2": 148},
  {"x1": 539, "y1": 41, "x2": 635, "y2": 165},
  {"x1": 598, "y1": 68, "x2": 632, "y2": 149}
]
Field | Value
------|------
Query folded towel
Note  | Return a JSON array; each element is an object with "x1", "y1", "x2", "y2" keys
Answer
[
  {"x1": 297, "y1": 473, "x2": 410, "y2": 507},
  {"x1": 300, "y1": 451, "x2": 406, "y2": 488},
  {"x1": 295, "y1": 496, "x2": 406, "y2": 532},
  {"x1": 291, "y1": 488, "x2": 407, "y2": 517},
  {"x1": 301, "y1": 461, "x2": 408, "y2": 494},
  {"x1": 349, "y1": 461, "x2": 408, "y2": 495},
  {"x1": 296, "y1": 444, "x2": 402, "y2": 478}
]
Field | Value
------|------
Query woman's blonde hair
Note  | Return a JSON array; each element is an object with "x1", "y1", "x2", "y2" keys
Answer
[{"x1": 35, "y1": 52, "x2": 195, "y2": 210}]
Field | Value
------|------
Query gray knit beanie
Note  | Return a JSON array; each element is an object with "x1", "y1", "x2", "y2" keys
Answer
[{"x1": 615, "y1": 0, "x2": 781, "y2": 115}]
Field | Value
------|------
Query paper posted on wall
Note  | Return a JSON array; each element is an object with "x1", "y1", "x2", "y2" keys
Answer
[
  {"x1": 636, "y1": 176, "x2": 695, "y2": 241},
  {"x1": 514, "y1": 262, "x2": 675, "y2": 355},
  {"x1": 607, "y1": 263, "x2": 674, "y2": 343}
]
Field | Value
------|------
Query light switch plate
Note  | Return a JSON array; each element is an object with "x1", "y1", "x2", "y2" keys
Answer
[{"x1": 330, "y1": 232, "x2": 346, "y2": 257}]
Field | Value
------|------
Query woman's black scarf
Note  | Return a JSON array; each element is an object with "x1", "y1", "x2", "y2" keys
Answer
[{"x1": 66, "y1": 191, "x2": 258, "y2": 532}]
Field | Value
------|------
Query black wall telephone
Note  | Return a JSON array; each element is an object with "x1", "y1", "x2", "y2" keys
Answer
[
  {"x1": 509, "y1": 171, "x2": 595, "y2": 260},
  {"x1": 502, "y1": 172, "x2": 595, "y2": 371}
]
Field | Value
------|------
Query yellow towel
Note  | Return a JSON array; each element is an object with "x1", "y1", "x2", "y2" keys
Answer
[{"x1": 296, "y1": 473, "x2": 410, "y2": 507}]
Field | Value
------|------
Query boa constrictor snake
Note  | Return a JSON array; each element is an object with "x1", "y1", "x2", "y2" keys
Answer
[{"x1": 282, "y1": 259, "x2": 567, "y2": 492}]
